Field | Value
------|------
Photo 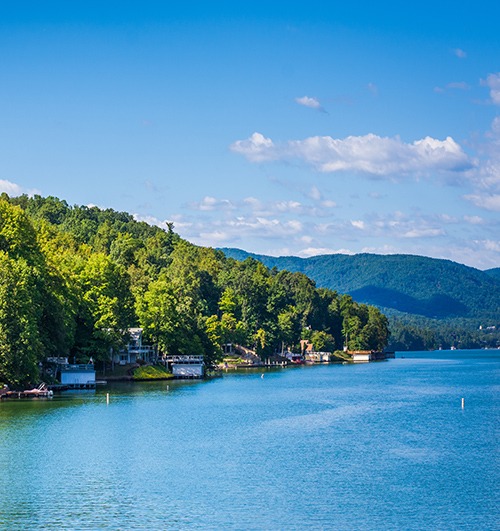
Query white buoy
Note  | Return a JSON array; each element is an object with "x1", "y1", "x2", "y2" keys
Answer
[
  {"x1": 461, "y1": 397, "x2": 464, "y2": 409},
  {"x1": 106, "y1": 392, "x2": 109, "y2": 405}
]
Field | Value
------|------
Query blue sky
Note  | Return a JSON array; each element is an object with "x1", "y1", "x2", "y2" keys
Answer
[{"x1": 1, "y1": 1, "x2": 499, "y2": 269}]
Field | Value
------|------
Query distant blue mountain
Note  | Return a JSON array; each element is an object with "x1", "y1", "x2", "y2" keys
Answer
[
  {"x1": 220, "y1": 249, "x2": 500, "y2": 321},
  {"x1": 485, "y1": 267, "x2": 500, "y2": 281}
]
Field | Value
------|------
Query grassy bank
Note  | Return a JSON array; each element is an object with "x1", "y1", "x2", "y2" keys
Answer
[
  {"x1": 132, "y1": 364, "x2": 174, "y2": 381},
  {"x1": 97, "y1": 364, "x2": 174, "y2": 381}
]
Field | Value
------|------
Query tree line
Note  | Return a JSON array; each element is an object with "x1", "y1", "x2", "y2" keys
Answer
[{"x1": 0, "y1": 195, "x2": 390, "y2": 386}]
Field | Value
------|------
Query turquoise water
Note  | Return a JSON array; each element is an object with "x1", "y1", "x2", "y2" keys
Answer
[{"x1": 0, "y1": 350, "x2": 498, "y2": 530}]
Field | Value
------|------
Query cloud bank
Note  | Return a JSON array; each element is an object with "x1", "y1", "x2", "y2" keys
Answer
[{"x1": 231, "y1": 132, "x2": 472, "y2": 177}]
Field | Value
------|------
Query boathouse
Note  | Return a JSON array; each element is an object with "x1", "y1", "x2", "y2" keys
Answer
[
  {"x1": 351, "y1": 351, "x2": 373, "y2": 362},
  {"x1": 350, "y1": 350, "x2": 393, "y2": 362},
  {"x1": 284, "y1": 351, "x2": 304, "y2": 364},
  {"x1": 165, "y1": 355, "x2": 205, "y2": 378},
  {"x1": 60, "y1": 364, "x2": 96, "y2": 388},
  {"x1": 304, "y1": 351, "x2": 331, "y2": 363}
]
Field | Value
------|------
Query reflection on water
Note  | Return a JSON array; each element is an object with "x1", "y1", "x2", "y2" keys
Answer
[{"x1": 0, "y1": 350, "x2": 498, "y2": 530}]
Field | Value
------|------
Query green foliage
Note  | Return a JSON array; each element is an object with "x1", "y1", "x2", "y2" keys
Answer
[
  {"x1": 0, "y1": 195, "x2": 391, "y2": 385},
  {"x1": 0, "y1": 252, "x2": 43, "y2": 386},
  {"x1": 310, "y1": 330, "x2": 335, "y2": 352},
  {"x1": 221, "y1": 248, "x2": 500, "y2": 350},
  {"x1": 132, "y1": 364, "x2": 173, "y2": 380}
]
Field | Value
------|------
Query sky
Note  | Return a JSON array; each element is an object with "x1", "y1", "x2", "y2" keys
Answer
[{"x1": 1, "y1": 1, "x2": 499, "y2": 270}]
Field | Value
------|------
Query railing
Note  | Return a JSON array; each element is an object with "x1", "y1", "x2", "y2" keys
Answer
[
  {"x1": 165, "y1": 355, "x2": 204, "y2": 364},
  {"x1": 61, "y1": 364, "x2": 95, "y2": 371}
]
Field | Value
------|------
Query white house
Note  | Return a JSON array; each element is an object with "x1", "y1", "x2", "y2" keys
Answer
[{"x1": 113, "y1": 328, "x2": 155, "y2": 365}]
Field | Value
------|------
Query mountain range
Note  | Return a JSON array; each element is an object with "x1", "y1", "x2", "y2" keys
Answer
[{"x1": 220, "y1": 249, "x2": 500, "y2": 323}]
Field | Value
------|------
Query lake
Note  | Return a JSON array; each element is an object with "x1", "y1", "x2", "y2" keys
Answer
[{"x1": 0, "y1": 350, "x2": 498, "y2": 530}]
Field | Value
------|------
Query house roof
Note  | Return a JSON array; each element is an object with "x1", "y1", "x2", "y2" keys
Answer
[{"x1": 129, "y1": 328, "x2": 143, "y2": 340}]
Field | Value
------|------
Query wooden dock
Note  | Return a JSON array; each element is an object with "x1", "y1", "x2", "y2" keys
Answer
[
  {"x1": 48, "y1": 382, "x2": 96, "y2": 390},
  {"x1": 1, "y1": 385, "x2": 54, "y2": 399}
]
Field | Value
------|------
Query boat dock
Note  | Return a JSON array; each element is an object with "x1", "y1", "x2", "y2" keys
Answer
[{"x1": 1, "y1": 383, "x2": 54, "y2": 399}]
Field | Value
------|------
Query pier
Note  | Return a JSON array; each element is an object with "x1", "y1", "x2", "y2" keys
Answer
[{"x1": 1, "y1": 383, "x2": 54, "y2": 399}]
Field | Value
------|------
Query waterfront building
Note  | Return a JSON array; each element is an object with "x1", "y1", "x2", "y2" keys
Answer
[
  {"x1": 60, "y1": 364, "x2": 96, "y2": 388},
  {"x1": 165, "y1": 355, "x2": 205, "y2": 378},
  {"x1": 113, "y1": 328, "x2": 155, "y2": 365}
]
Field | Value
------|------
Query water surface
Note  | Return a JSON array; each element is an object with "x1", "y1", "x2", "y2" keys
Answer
[{"x1": 1, "y1": 350, "x2": 498, "y2": 530}]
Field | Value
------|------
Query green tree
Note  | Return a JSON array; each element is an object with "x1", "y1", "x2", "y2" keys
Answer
[
  {"x1": 0, "y1": 253, "x2": 44, "y2": 386},
  {"x1": 136, "y1": 273, "x2": 204, "y2": 356},
  {"x1": 75, "y1": 253, "x2": 135, "y2": 360},
  {"x1": 310, "y1": 330, "x2": 335, "y2": 352}
]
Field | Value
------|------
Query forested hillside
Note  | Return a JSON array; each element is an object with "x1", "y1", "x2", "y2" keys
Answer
[
  {"x1": 0, "y1": 195, "x2": 389, "y2": 386},
  {"x1": 486, "y1": 268, "x2": 500, "y2": 281},
  {"x1": 221, "y1": 248, "x2": 500, "y2": 350}
]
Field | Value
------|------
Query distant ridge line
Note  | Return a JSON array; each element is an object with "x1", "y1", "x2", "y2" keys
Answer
[{"x1": 219, "y1": 248, "x2": 500, "y2": 321}]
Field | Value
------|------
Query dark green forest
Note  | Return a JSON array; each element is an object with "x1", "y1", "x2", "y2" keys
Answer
[
  {"x1": 0, "y1": 195, "x2": 389, "y2": 387},
  {"x1": 486, "y1": 267, "x2": 500, "y2": 281},
  {"x1": 221, "y1": 249, "x2": 500, "y2": 351}
]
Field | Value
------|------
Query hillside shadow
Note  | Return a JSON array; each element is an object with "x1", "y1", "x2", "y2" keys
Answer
[{"x1": 349, "y1": 286, "x2": 468, "y2": 318}]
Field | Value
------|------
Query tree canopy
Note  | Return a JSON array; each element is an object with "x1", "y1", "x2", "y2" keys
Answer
[{"x1": 0, "y1": 194, "x2": 391, "y2": 386}]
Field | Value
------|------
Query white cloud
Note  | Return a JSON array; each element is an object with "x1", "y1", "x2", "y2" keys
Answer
[
  {"x1": 356, "y1": 211, "x2": 449, "y2": 241},
  {"x1": 446, "y1": 81, "x2": 470, "y2": 90},
  {"x1": 243, "y1": 196, "x2": 264, "y2": 209},
  {"x1": 231, "y1": 132, "x2": 473, "y2": 178},
  {"x1": 402, "y1": 228, "x2": 445, "y2": 238},
  {"x1": 0, "y1": 179, "x2": 40, "y2": 197},
  {"x1": 0, "y1": 179, "x2": 23, "y2": 195},
  {"x1": 351, "y1": 220, "x2": 365, "y2": 230},
  {"x1": 453, "y1": 48, "x2": 467, "y2": 59},
  {"x1": 133, "y1": 214, "x2": 175, "y2": 231},
  {"x1": 479, "y1": 239, "x2": 500, "y2": 252},
  {"x1": 191, "y1": 196, "x2": 235, "y2": 211},
  {"x1": 275, "y1": 200, "x2": 302, "y2": 213},
  {"x1": 438, "y1": 214, "x2": 458, "y2": 223},
  {"x1": 298, "y1": 247, "x2": 355, "y2": 258},
  {"x1": 295, "y1": 96, "x2": 323, "y2": 110},
  {"x1": 230, "y1": 132, "x2": 276, "y2": 162},
  {"x1": 464, "y1": 193, "x2": 500, "y2": 212},
  {"x1": 137, "y1": 189, "x2": 499, "y2": 270},
  {"x1": 483, "y1": 72, "x2": 500, "y2": 105},
  {"x1": 464, "y1": 215, "x2": 484, "y2": 225},
  {"x1": 309, "y1": 185, "x2": 322, "y2": 201},
  {"x1": 198, "y1": 230, "x2": 231, "y2": 242},
  {"x1": 491, "y1": 116, "x2": 500, "y2": 134},
  {"x1": 463, "y1": 117, "x2": 500, "y2": 211},
  {"x1": 361, "y1": 244, "x2": 398, "y2": 254}
]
